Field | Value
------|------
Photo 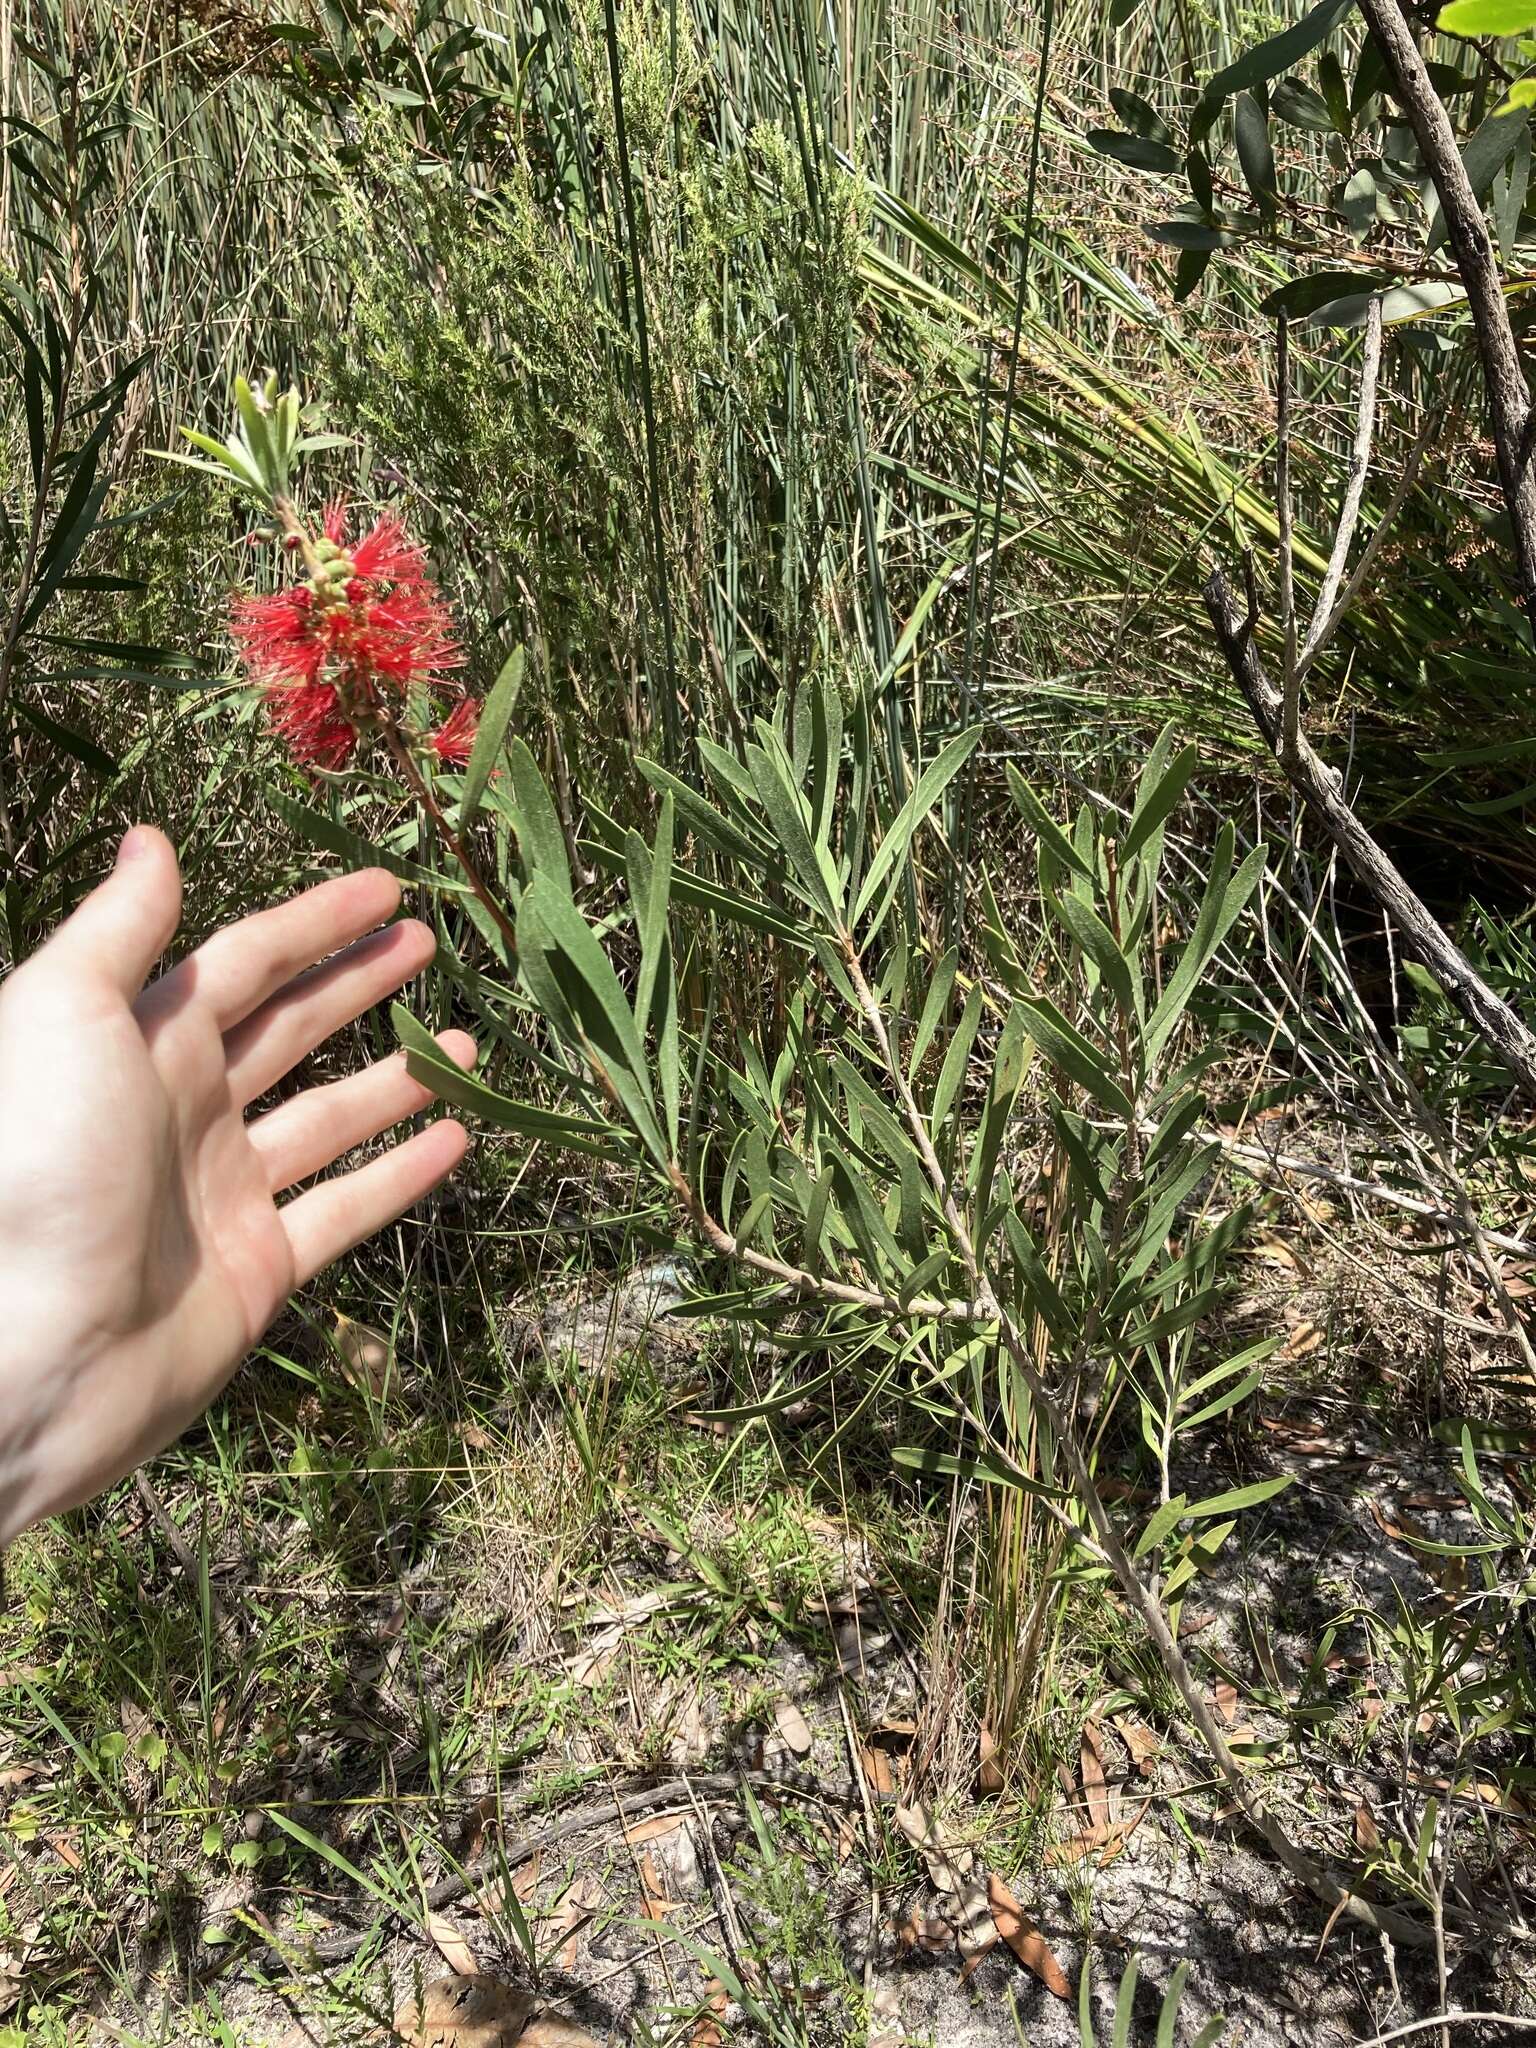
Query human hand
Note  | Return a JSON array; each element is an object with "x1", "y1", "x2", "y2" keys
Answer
[{"x1": 0, "y1": 826, "x2": 473, "y2": 1545}]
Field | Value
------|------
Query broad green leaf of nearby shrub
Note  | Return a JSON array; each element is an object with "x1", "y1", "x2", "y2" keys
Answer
[{"x1": 1437, "y1": 0, "x2": 1536, "y2": 34}]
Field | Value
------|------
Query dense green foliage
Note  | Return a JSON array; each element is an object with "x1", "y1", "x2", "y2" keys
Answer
[{"x1": 5, "y1": 0, "x2": 1536, "y2": 2033}]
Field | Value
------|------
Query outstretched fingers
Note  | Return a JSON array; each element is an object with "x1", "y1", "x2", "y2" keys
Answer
[
  {"x1": 248, "y1": 1029, "x2": 476, "y2": 1192},
  {"x1": 279, "y1": 1117, "x2": 470, "y2": 1288},
  {"x1": 222, "y1": 918, "x2": 438, "y2": 1106},
  {"x1": 153, "y1": 867, "x2": 406, "y2": 1033}
]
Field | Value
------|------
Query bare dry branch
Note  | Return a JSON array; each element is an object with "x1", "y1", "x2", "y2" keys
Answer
[{"x1": 1204, "y1": 564, "x2": 1536, "y2": 1103}]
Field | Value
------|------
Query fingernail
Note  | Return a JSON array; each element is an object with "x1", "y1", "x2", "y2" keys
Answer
[{"x1": 116, "y1": 827, "x2": 150, "y2": 866}]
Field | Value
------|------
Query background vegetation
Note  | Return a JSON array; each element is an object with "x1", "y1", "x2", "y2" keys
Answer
[{"x1": 3, "y1": 0, "x2": 1536, "y2": 2041}]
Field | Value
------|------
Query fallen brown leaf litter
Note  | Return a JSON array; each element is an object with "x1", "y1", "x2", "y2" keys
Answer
[
  {"x1": 893, "y1": 1798, "x2": 1070, "y2": 1998},
  {"x1": 393, "y1": 1978, "x2": 534, "y2": 2048},
  {"x1": 772, "y1": 1695, "x2": 813, "y2": 1756},
  {"x1": 426, "y1": 1909, "x2": 480, "y2": 1978},
  {"x1": 393, "y1": 1976, "x2": 605, "y2": 2048}
]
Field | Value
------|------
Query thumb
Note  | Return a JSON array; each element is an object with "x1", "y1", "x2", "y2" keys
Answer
[{"x1": 44, "y1": 825, "x2": 184, "y2": 998}]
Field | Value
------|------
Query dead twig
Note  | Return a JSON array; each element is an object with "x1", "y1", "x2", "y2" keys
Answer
[
  {"x1": 1276, "y1": 313, "x2": 1301, "y2": 765},
  {"x1": 1204, "y1": 564, "x2": 1536, "y2": 1104},
  {"x1": 305, "y1": 1770, "x2": 857, "y2": 1966}
]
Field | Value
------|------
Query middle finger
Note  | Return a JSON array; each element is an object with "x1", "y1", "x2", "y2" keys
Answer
[{"x1": 223, "y1": 918, "x2": 437, "y2": 1107}]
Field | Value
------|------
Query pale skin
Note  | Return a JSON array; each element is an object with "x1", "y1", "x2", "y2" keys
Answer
[{"x1": 0, "y1": 824, "x2": 475, "y2": 1548}]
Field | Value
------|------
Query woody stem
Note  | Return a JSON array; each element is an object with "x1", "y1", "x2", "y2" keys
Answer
[{"x1": 382, "y1": 725, "x2": 520, "y2": 961}]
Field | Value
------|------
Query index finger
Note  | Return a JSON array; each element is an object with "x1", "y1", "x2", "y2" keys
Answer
[{"x1": 140, "y1": 867, "x2": 405, "y2": 1033}]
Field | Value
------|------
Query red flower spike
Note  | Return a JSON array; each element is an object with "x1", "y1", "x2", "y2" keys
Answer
[
  {"x1": 230, "y1": 509, "x2": 461, "y2": 771},
  {"x1": 428, "y1": 696, "x2": 480, "y2": 768},
  {"x1": 265, "y1": 682, "x2": 359, "y2": 769}
]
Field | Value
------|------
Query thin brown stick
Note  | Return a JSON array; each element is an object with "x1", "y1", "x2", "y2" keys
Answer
[
  {"x1": 305, "y1": 1770, "x2": 853, "y2": 1965},
  {"x1": 1275, "y1": 314, "x2": 1301, "y2": 765},
  {"x1": 1296, "y1": 400, "x2": 1442, "y2": 685},
  {"x1": 1205, "y1": 564, "x2": 1536, "y2": 1104},
  {"x1": 382, "y1": 725, "x2": 520, "y2": 962}
]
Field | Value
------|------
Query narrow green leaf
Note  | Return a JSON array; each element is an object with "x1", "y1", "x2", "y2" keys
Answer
[
  {"x1": 636, "y1": 758, "x2": 772, "y2": 872},
  {"x1": 1087, "y1": 129, "x2": 1182, "y2": 175},
  {"x1": 518, "y1": 877, "x2": 654, "y2": 1131},
  {"x1": 746, "y1": 738, "x2": 841, "y2": 922},
  {"x1": 1182, "y1": 1474, "x2": 1294, "y2": 1519},
  {"x1": 270, "y1": 793, "x2": 463, "y2": 890},
  {"x1": 506, "y1": 737, "x2": 569, "y2": 893},
  {"x1": 1122, "y1": 733, "x2": 1198, "y2": 863},
  {"x1": 910, "y1": 948, "x2": 959, "y2": 1077},
  {"x1": 1192, "y1": 0, "x2": 1355, "y2": 138},
  {"x1": 461, "y1": 645, "x2": 524, "y2": 823},
  {"x1": 1134, "y1": 1494, "x2": 1190, "y2": 1558},
  {"x1": 930, "y1": 983, "x2": 984, "y2": 1139},
  {"x1": 1146, "y1": 833, "x2": 1267, "y2": 1061},
  {"x1": 1018, "y1": 996, "x2": 1135, "y2": 1118},
  {"x1": 1234, "y1": 93, "x2": 1277, "y2": 207},
  {"x1": 1053, "y1": 889, "x2": 1138, "y2": 1023},
  {"x1": 1006, "y1": 764, "x2": 1094, "y2": 879},
  {"x1": 393, "y1": 1006, "x2": 617, "y2": 1155},
  {"x1": 969, "y1": 1002, "x2": 1030, "y2": 1220},
  {"x1": 854, "y1": 726, "x2": 983, "y2": 928},
  {"x1": 892, "y1": 1445, "x2": 1064, "y2": 1497}
]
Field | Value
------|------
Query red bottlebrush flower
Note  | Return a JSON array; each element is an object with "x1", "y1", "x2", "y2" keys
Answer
[
  {"x1": 265, "y1": 682, "x2": 359, "y2": 769},
  {"x1": 231, "y1": 509, "x2": 460, "y2": 769},
  {"x1": 428, "y1": 696, "x2": 480, "y2": 768}
]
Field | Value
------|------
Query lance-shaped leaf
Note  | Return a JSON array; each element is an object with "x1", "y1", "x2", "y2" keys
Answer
[
  {"x1": 1088, "y1": 128, "x2": 1183, "y2": 175},
  {"x1": 516, "y1": 876, "x2": 665, "y2": 1164},
  {"x1": 1145, "y1": 831, "x2": 1267, "y2": 1061},
  {"x1": 808, "y1": 675, "x2": 844, "y2": 853},
  {"x1": 392, "y1": 1006, "x2": 618, "y2": 1156},
  {"x1": 1179, "y1": 1474, "x2": 1295, "y2": 1519},
  {"x1": 746, "y1": 734, "x2": 844, "y2": 923},
  {"x1": 1176, "y1": 1338, "x2": 1279, "y2": 1434},
  {"x1": 636, "y1": 758, "x2": 775, "y2": 871},
  {"x1": 1006, "y1": 764, "x2": 1094, "y2": 880},
  {"x1": 1121, "y1": 726, "x2": 1198, "y2": 865},
  {"x1": 1052, "y1": 888, "x2": 1138, "y2": 1024},
  {"x1": 1191, "y1": 0, "x2": 1355, "y2": 140},
  {"x1": 893, "y1": 1444, "x2": 1067, "y2": 1497},
  {"x1": 460, "y1": 645, "x2": 524, "y2": 824},
  {"x1": 583, "y1": 805, "x2": 808, "y2": 948},
  {"x1": 909, "y1": 947, "x2": 959, "y2": 1077},
  {"x1": 898, "y1": 1245, "x2": 955, "y2": 1308},
  {"x1": 1002, "y1": 1211, "x2": 1078, "y2": 1349},
  {"x1": 930, "y1": 983, "x2": 984, "y2": 1141},
  {"x1": 503, "y1": 736, "x2": 569, "y2": 893},
  {"x1": 853, "y1": 725, "x2": 982, "y2": 930},
  {"x1": 1234, "y1": 92, "x2": 1277, "y2": 209},
  {"x1": 828, "y1": 1141, "x2": 905, "y2": 1273},
  {"x1": 1017, "y1": 996, "x2": 1135, "y2": 1118},
  {"x1": 968, "y1": 1002, "x2": 1030, "y2": 1221},
  {"x1": 628, "y1": 798, "x2": 680, "y2": 1152},
  {"x1": 270, "y1": 793, "x2": 465, "y2": 891},
  {"x1": 1134, "y1": 1494, "x2": 1190, "y2": 1558}
]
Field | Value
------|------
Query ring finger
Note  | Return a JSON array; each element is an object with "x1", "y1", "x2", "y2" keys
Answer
[{"x1": 246, "y1": 1029, "x2": 476, "y2": 1192}]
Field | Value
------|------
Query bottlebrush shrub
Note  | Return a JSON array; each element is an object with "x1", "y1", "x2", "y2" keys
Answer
[
  {"x1": 167, "y1": 375, "x2": 482, "y2": 779},
  {"x1": 186, "y1": 383, "x2": 1326, "y2": 1894}
]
